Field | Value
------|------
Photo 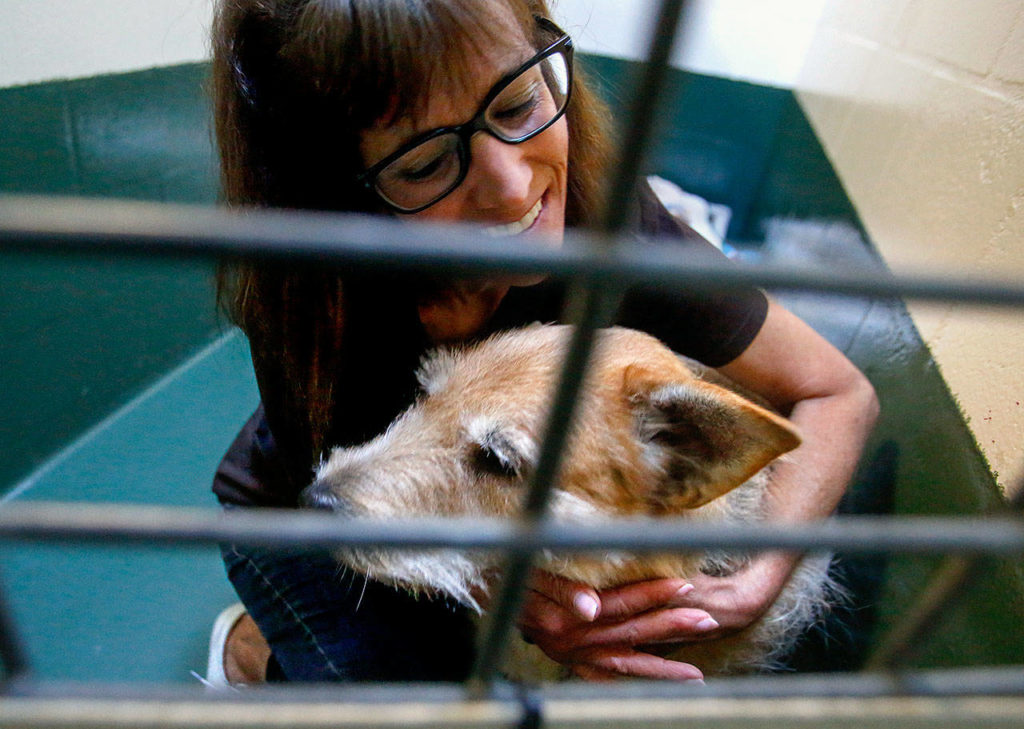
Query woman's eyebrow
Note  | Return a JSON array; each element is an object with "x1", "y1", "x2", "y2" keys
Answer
[{"x1": 375, "y1": 42, "x2": 538, "y2": 155}]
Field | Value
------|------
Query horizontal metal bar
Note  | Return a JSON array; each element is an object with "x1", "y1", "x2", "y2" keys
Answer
[
  {"x1": 3, "y1": 666, "x2": 1024, "y2": 703},
  {"x1": 4, "y1": 697, "x2": 1024, "y2": 729},
  {"x1": 3, "y1": 195, "x2": 1024, "y2": 307},
  {"x1": 0, "y1": 502, "x2": 1022, "y2": 555},
  {"x1": 4, "y1": 695, "x2": 1024, "y2": 729},
  {"x1": 1, "y1": 667, "x2": 1023, "y2": 729}
]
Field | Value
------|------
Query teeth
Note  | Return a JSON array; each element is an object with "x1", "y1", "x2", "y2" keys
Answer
[{"x1": 483, "y1": 199, "x2": 542, "y2": 237}]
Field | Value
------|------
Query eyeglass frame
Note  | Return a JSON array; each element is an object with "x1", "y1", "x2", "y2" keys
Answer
[{"x1": 355, "y1": 16, "x2": 574, "y2": 214}]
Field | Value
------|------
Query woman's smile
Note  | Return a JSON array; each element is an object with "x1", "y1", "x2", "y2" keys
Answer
[{"x1": 483, "y1": 196, "x2": 542, "y2": 237}]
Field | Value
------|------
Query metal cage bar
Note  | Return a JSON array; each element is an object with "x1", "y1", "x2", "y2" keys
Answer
[
  {"x1": 2, "y1": 198, "x2": 1024, "y2": 704},
  {"x1": 4, "y1": 195, "x2": 1024, "y2": 308},
  {"x1": 2, "y1": 669, "x2": 1024, "y2": 728},
  {"x1": 866, "y1": 479, "x2": 1024, "y2": 670},
  {"x1": 0, "y1": 503, "x2": 1022, "y2": 555},
  {"x1": 469, "y1": 0, "x2": 688, "y2": 691},
  {"x1": 1, "y1": 0, "x2": 1023, "y2": 719}
]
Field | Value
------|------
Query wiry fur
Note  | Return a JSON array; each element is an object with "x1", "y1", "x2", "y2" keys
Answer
[{"x1": 308, "y1": 324, "x2": 841, "y2": 677}]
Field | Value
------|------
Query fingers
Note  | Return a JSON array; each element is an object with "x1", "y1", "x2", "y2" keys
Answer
[
  {"x1": 583, "y1": 607, "x2": 720, "y2": 647},
  {"x1": 529, "y1": 571, "x2": 602, "y2": 621},
  {"x1": 597, "y1": 579, "x2": 694, "y2": 621},
  {"x1": 530, "y1": 571, "x2": 698, "y2": 623},
  {"x1": 520, "y1": 588, "x2": 720, "y2": 660},
  {"x1": 519, "y1": 587, "x2": 583, "y2": 643},
  {"x1": 521, "y1": 571, "x2": 719, "y2": 682},
  {"x1": 571, "y1": 648, "x2": 705, "y2": 682}
]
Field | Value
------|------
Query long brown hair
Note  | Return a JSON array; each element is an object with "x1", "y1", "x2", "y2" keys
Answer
[{"x1": 211, "y1": 0, "x2": 613, "y2": 479}]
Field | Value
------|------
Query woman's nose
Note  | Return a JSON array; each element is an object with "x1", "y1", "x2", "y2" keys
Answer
[{"x1": 464, "y1": 133, "x2": 532, "y2": 212}]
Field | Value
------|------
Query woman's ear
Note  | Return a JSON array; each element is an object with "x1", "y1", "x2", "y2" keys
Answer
[{"x1": 623, "y1": 363, "x2": 801, "y2": 510}]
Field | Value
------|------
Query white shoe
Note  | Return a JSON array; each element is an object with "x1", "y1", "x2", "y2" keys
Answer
[{"x1": 201, "y1": 603, "x2": 248, "y2": 689}]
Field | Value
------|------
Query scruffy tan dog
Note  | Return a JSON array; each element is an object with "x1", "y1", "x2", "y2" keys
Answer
[{"x1": 304, "y1": 324, "x2": 837, "y2": 676}]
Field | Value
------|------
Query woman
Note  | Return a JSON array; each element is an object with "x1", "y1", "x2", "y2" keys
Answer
[{"x1": 210, "y1": 0, "x2": 878, "y2": 683}]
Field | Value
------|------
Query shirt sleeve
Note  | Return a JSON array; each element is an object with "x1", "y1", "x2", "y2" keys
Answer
[
  {"x1": 212, "y1": 404, "x2": 297, "y2": 507},
  {"x1": 615, "y1": 183, "x2": 768, "y2": 367}
]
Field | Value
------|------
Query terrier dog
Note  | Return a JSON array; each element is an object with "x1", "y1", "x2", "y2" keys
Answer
[{"x1": 304, "y1": 324, "x2": 837, "y2": 676}]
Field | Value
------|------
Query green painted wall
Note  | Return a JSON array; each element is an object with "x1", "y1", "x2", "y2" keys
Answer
[
  {"x1": 0, "y1": 64, "x2": 222, "y2": 492},
  {"x1": 0, "y1": 63, "x2": 217, "y2": 201},
  {"x1": 578, "y1": 55, "x2": 860, "y2": 241}
]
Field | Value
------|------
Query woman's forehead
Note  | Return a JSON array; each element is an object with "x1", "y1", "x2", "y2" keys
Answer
[
  {"x1": 427, "y1": 37, "x2": 533, "y2": 121},
  {"x1": 361, "y1": 33, "x2": 536, "y2": 157}
]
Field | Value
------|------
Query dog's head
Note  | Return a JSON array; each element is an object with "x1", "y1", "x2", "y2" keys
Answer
[{"x1": 304, "y1": 324, "x2": 800, "y2": 605}]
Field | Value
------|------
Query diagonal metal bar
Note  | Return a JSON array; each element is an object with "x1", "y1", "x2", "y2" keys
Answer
[
  {"x1": 600, "y1": 0, "x2": 687, "y2": 235},
  {"x1": 467, "y1": 282, "x2": 623, "y2": 693},
  {"x1": 468, "y1": 0, "x2": 690, "y2": 693},
  {"x1": 865, "y1": 475, "x2": 1024, "y2": 670}
]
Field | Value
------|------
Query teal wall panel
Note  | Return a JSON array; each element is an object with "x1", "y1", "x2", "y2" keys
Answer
[
  {"x1": 0, "y1": 83, "x2": 78, "y2": 194},
  {"x1": 0, "y1": 63, "x2": 217, "y2": 201},
  {"x1": 1, "y1": 63, "x2": 222, "y2": 492},
  {"x1": 0, "y1": 251, "x2": 222, "y2": 490},
  {"x1": 65, "y1": 65, "x2": 217, "y2": 203}
]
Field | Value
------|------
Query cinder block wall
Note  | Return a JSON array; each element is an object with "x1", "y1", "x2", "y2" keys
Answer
[
  {"x1": 796, "y1": 0, "x2": 1024, "y2": 495},
  {"x1": 0, "y1": 0, "x2": 210, "y2": 87}
]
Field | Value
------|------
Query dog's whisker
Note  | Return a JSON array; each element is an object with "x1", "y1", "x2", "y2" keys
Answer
[{"x1": 355, "y1": 570, "x2": 371, "y2": 613}]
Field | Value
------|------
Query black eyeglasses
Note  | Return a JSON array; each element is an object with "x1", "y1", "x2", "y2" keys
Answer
[{"x1": 357, "y1": 17, "x2": 574, "y2": 214}]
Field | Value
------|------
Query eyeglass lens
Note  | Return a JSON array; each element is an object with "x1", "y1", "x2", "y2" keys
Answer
[{"x1": 375, "y1": 50, "x2": 570, "y2": 211}]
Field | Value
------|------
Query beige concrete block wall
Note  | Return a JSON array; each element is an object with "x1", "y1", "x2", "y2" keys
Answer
[
  {"x1": 0, "y1": 0, "x2": 213, "y2": 88},
  {"x1": 796, "y1": 0, "x2": 1024, "y2": 495}
]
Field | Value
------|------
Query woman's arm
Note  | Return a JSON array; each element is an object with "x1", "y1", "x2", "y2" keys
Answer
[
  {"x1": 674, "y1": 297, "x2": 879, "y2": 634},
  {"x1": 519, "y1": 297, "x2": 879, "y2": 676}
]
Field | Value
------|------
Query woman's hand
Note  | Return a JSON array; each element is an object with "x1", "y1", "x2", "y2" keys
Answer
[
  {"x1": 519, "y1": 554, "x2": 796, "y2": 680},
  {"x1": 519, "y1": 571, "x2": 714, "y2": 681},
  {"x1": 666, "y1": 552, "x2": 798, "y2": 640}
]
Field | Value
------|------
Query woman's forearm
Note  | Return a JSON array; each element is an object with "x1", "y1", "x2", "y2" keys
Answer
[{"x1": 719, "y1": 298, "x2": 879, "y2": 525}]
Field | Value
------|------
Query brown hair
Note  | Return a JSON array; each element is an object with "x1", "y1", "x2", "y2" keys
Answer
[{"x1": 212, "y1": 0, "x2": 612, "y2": 478}]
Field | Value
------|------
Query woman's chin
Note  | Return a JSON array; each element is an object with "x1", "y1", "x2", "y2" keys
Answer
[{"x1": 497, "y1": 272, "x2": 550, "y2": 288}]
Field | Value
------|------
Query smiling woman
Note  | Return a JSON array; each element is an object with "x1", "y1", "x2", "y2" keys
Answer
[
  {"x1": 357, "y1": 17, "x2": 572, "y2": 216},
  {"x1": 210, "y1": 0, "x2": 877, "y2": 685},
  {"x1": 212, "y1": 0, "x2": 612, "y2": 471}
]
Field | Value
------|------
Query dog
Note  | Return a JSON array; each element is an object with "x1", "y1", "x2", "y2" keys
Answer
[{"x1": 303, "y1": 324, "x2": 838, "y2": 677}]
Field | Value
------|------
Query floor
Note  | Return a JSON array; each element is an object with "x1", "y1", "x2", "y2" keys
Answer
[{"x1": 1, "y1": 332, "x2": 256, "y2": 682}]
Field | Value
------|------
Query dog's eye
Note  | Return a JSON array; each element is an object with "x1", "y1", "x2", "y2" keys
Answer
[{"x1": 471, "y1": 434, "x2": 523, "y2": 479}]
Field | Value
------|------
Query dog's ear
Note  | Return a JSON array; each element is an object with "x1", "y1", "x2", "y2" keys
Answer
[{"x1": 624, "y1": 363, "x2": 801, "y2": 510}]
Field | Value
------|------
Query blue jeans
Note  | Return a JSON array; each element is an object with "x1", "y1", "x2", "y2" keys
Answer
[{"x1": 220, "y1": 541, "x2": 476, "y2": 682}]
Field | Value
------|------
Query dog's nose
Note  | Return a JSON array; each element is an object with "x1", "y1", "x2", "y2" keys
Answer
[{"x1": 300, "y1": 480, "x2": 342, "y2": 512}]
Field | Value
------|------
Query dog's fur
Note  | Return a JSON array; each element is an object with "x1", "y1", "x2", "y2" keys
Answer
[{"x1": 305, "y1": 324, "x2": 838, "y2": 677}]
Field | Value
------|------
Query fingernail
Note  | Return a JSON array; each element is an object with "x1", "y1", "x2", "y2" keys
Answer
[
  {"x1": 573, "y1": 593, "x2": 600, "y2": 621},
  {"x1": 684, "y1": 678, "x2": 706, "y2": 686},
  {"x1": 674, "y1": 584, "x2": 694, "y2": 598},
  {"x1": 695, "y1": 617, "x2": 719, "y2": 631}
]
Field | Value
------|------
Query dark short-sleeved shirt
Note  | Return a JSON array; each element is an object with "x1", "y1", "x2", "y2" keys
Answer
[{"x1": 213, "y1": 184, "x2": 768, "y2": 507}]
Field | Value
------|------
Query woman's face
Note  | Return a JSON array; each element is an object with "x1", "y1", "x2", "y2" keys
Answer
[{"x1": 359, "y1": 28, "x2": 569, "y2": 272}]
